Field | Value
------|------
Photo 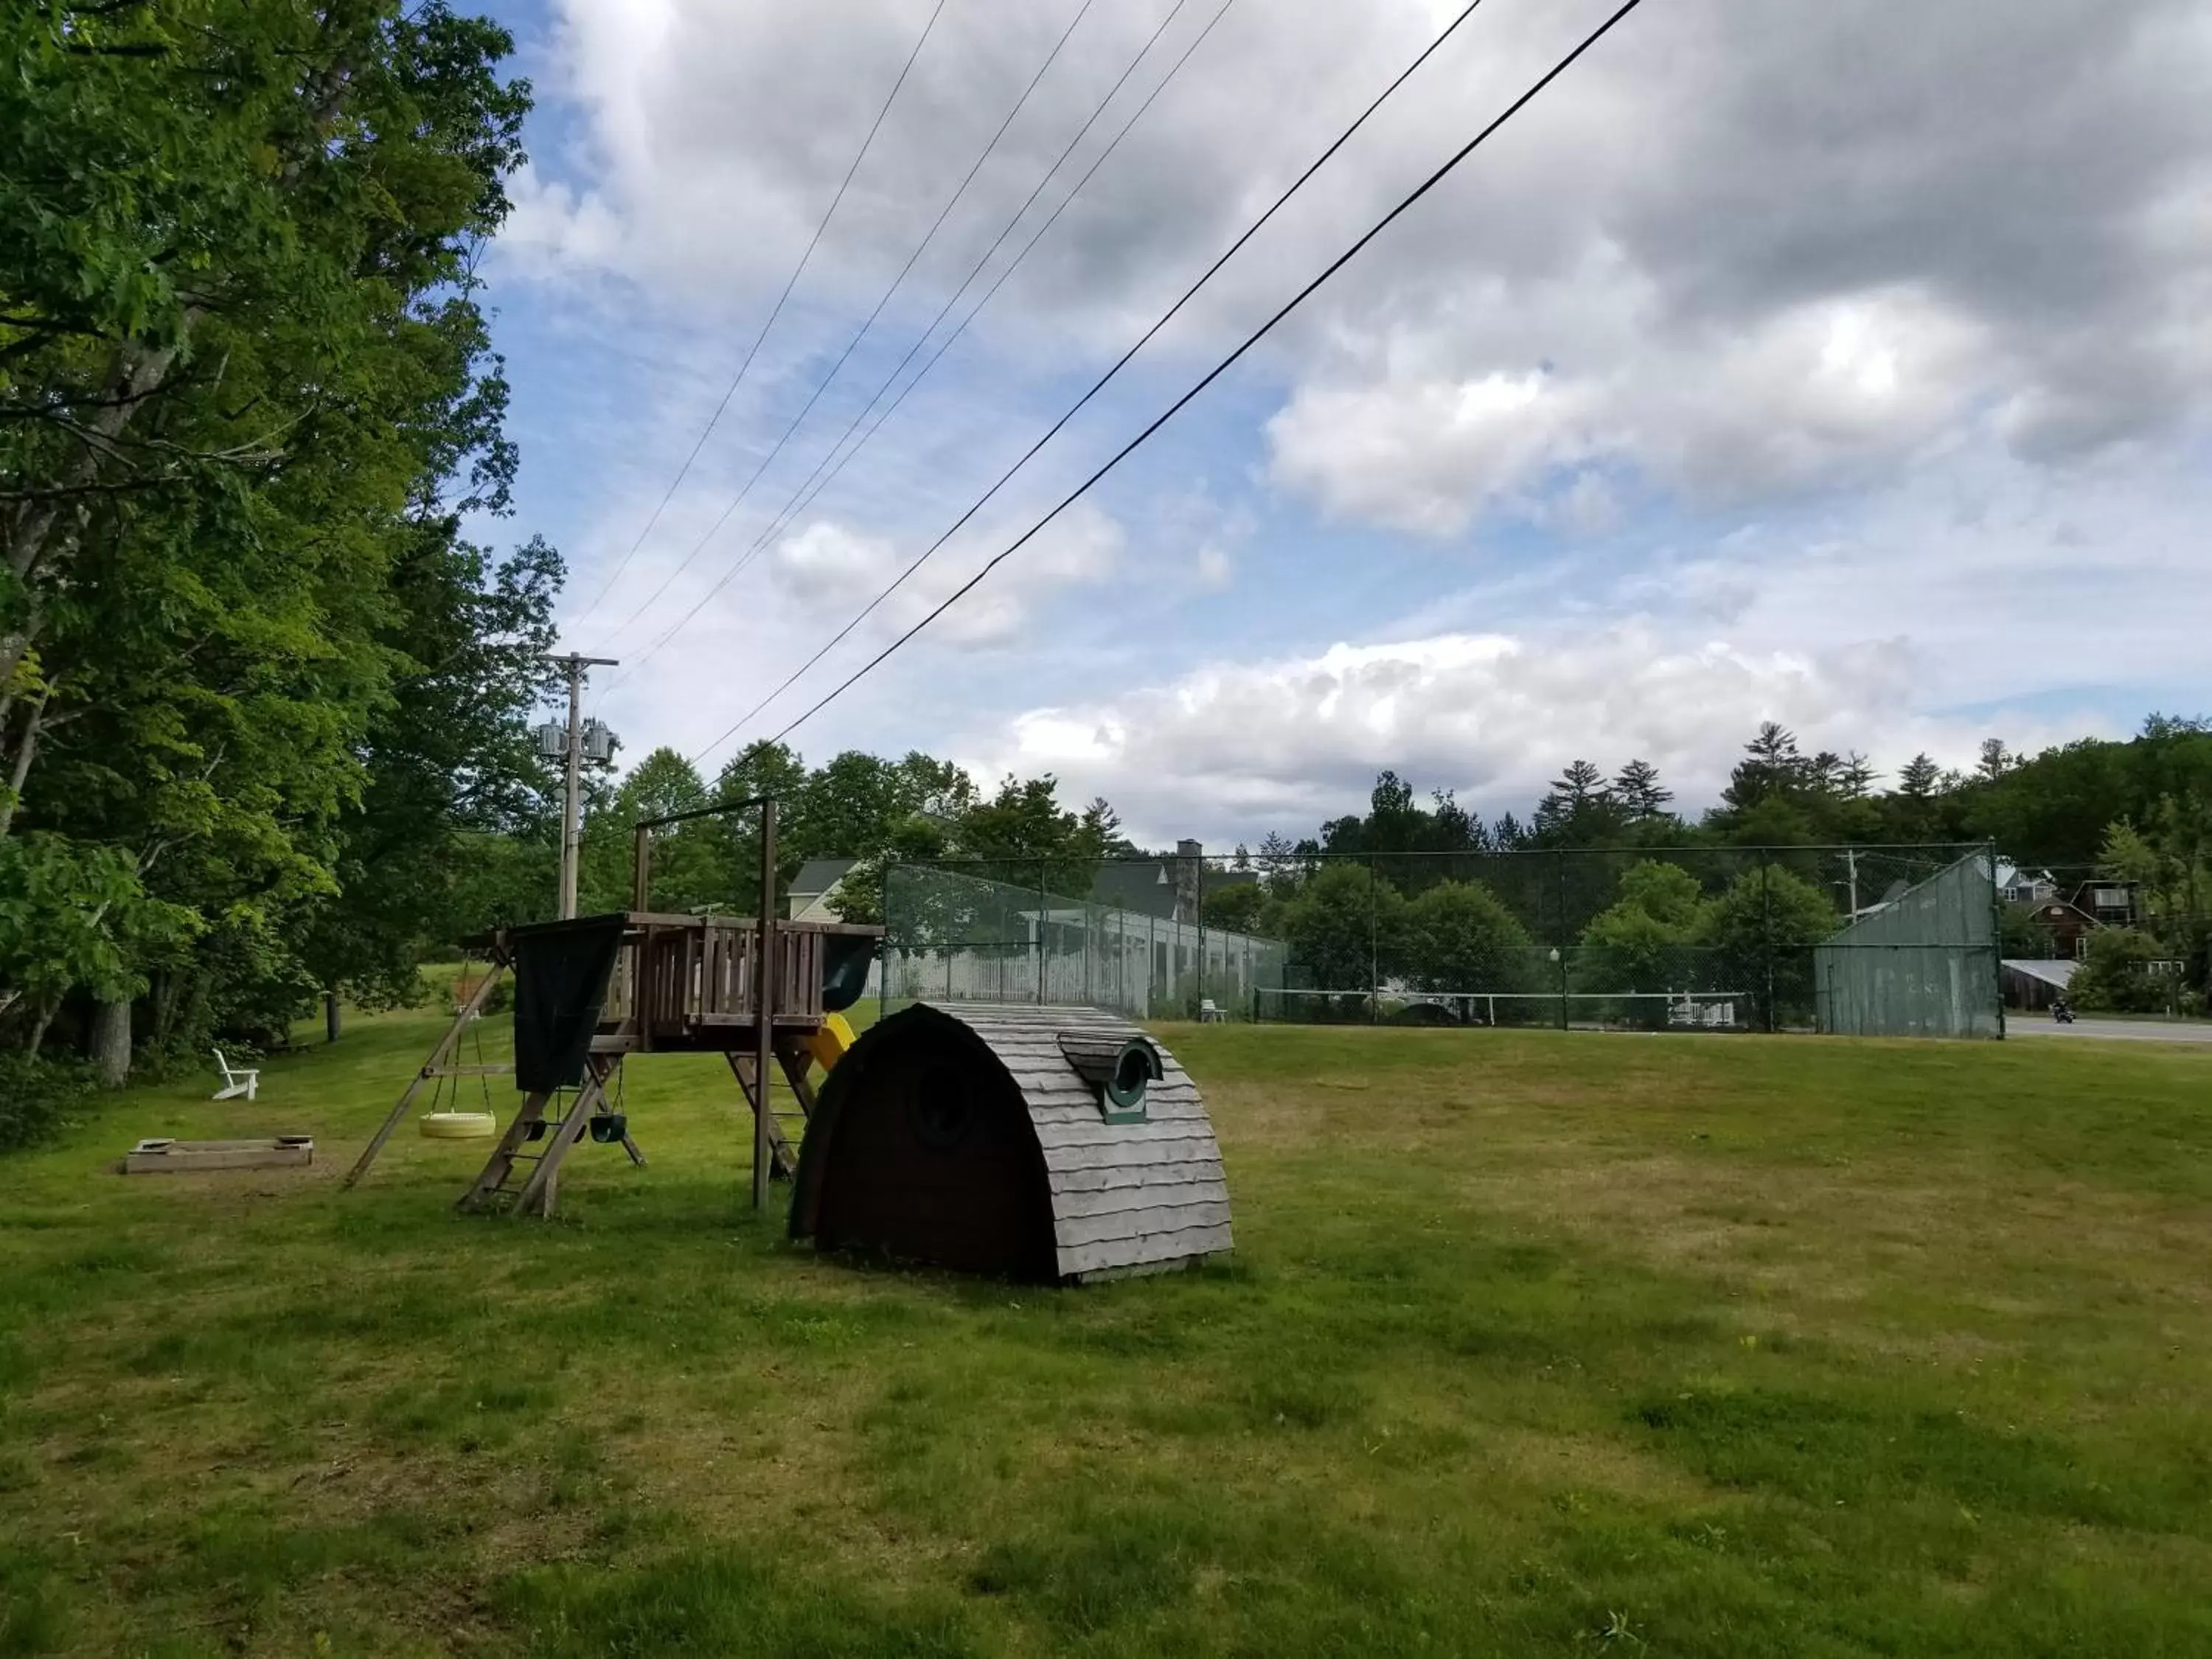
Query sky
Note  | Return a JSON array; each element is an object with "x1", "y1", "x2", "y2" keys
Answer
[{"x1": 467, "y1": 0, "x2": 2212, "y2": 847}]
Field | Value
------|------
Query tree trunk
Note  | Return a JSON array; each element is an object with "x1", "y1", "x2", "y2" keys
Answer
[
  {"x1": 27, "y1": 996, "x2": 57, "y2": 1057},
  {"x1": 0, "y1": 682, "x2": 52, "y2": 841},
  {"x1": 325, "y1": 990, "x2": 342, "y2": 1043},
  {"x1": 91, "y1": 996, "x2": 131, "y2": 1088}
]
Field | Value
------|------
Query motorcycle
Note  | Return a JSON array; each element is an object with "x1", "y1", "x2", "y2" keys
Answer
[{"x1": 2051, "y1": 998, "x2": 2075, "y2": 1024}]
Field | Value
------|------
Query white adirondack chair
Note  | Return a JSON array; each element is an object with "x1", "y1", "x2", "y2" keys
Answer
[{"x1": 212, "y1": 1049, "x2": 260, "y2": 1102}]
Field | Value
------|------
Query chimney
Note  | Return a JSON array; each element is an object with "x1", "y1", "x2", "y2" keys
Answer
[{"x1": 1174, "y1": 840, "x2": 1203, "y2": 923}]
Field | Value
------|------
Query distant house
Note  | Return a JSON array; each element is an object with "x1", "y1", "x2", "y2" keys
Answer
[
  {"x1": 1088, "y1": 840, "x2": 1256, "y2": 923},
  {"x1": 2073, "y1": 880, "x2": 2138, "y2": 927},
  {"x1": 2001, "y1": 958, "x2": 2077, "y2": 1010},
  {"x1": 787, "y1": 858, "x2": 858, "y2": 921},
  {"x1": 2000, "y1": 867, "x2": 2141, "y2": 959},
  {"x1": 2022, "y1": 897, "x2": 2104, "y2": 960}
]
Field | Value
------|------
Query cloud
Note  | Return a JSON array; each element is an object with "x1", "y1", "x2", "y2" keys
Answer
[
  {"x1": 506, "y1": 0, "x2": 2212, "y2": 535},
  {"x1": 1268, "y1": 285, "x2": 1987, "y2": 531},
  {"x1": 502, "y1": 0, "x2": 2212, "y2": 810},
  {"x1": 766, "y1": 498, "x2": 1120, "y2": 647},
  {"x1": 972, "y1": 625, "x2": 2101, "y2": 846}
]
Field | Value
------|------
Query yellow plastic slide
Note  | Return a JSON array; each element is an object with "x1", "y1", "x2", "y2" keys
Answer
[{"x1": 805, "y1": 1011, "x2": 856, "y2": 1076}]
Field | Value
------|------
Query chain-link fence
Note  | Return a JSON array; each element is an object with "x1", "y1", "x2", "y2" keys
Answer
[
  {"x1": 883, "y1": 844, "x2": 2003, "y2": 1037},
  {"x1": 882, "y1": 863, "x2": 1287, "y2": 1021}
]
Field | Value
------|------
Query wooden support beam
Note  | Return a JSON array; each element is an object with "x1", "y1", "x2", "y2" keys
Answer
[
  {"x1": 511, "y1": 1057, "x2": 613, "y2": 1217},
  {"x1": 726, "y1": 1051, "x2": 799, "y2": 1180},
  {"x1": 774, "y1": 1040, "x2": 819, "y2": 1121},
  {"x1": 345, "y1": 957, "x2": 508, "y2": 1189},
  {"x1": 457, "y1": 1088, "x2": 554, "y2": 1212},
  {"x1": 752, "y1": 799, "x2": 778, "y2": 1210}
]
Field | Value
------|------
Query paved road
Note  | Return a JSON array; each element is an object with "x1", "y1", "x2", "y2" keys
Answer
[{"x1": 2009, "y1": 1017, "x2": 2212, "y2": 1045}]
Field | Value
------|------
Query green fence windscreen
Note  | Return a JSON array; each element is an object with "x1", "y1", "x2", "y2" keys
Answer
[{"x1": 1814, "y1": 852, "x2": 1999, "y2": 1038}]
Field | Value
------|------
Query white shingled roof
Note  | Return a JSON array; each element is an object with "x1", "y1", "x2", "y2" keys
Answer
[{"x1": 928, "y1": 1002, "x2": 1232, "y2": 1281}]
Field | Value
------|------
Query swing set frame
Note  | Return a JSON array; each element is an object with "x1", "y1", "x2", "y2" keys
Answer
[{"x1": 344, "y1": 796, "x2": 880, "y2": 1217}]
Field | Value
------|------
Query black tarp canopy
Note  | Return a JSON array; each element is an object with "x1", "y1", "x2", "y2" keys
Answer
[{"x1": 509, "y1": 916, "x2": 627, "y2": 1092}]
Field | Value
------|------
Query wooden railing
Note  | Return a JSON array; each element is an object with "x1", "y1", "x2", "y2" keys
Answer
[{"x1": 598, "y1": 915, "x2": 871, "y2": 1045}]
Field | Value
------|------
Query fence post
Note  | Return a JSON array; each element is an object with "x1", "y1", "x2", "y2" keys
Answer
[
  {"x1": 1556, "y1": 849, "x2": 1570, "y2": 1031},
  {"x1": 1196, "y1": 855, "x2": 1207, "y2": 1021},
  {"x1": 1037, "y1": 863, "x2": 1048, "y2": 1006},
  {"x1": 1368, "y1": 855, "x2": 1380, "y2": 1025},
  {"x1": 1759, "y1": 848, "x2": 1776, "y2": 1034},
  {"x1": 882, "y1": 863, "x2": 894, "y2": 1023},
  {"x1": 1988, "y1": 838, "x2": 2006, "y2": 1040}
]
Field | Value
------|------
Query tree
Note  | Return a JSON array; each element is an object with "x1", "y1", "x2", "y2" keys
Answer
[
  {"x1": 2070, "y1": 928, "x2": 2172, "y2": 1014},
  {"x1": 1612, "y1": 759, "x2": 1673, "y2": 821},
  {"x1": 2098, "y1": 796, "x2": 2209, "y2": 989},
  {"x1": 1256, "y1": 830, "x2": 1304, "y2": 896},
  {"x1": 958, "y1": 773, "x2": 1114, "y2": 899},
  {"x1": 828, "y1": 814, "x2": 951, "y2": 931},
  {"x1": 1576, "y1": 861, "x2": 1710, "y2": 995},
  {"x1": 1200, "y1": 878, "x2": 1270, "y2": 938},
  {"x1": 1398, "y1": 880, "x2": 1534, "y2": 993},
  {"x1": 1699, "y1": 863, "x2": 1839, "y2": 1029},
  {"x1": 1, "y1": 1, "x2": 543, "y2": 1073},
  {"x1": 1532, "y1": 759, "x2": 1627, "y2": 847},
  {"x1": 299, "y1": 533, "x2": 562, "y2": 1009},
  {"x1": 1281, "y1": 863, "x2": 1399, "y2": 992}
]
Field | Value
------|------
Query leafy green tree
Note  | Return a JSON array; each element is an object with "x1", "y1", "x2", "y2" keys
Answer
[
  {"x1": 1398, "y1": 879, "x2": 1534, "y2": 993},
  {"x1": 1705, "y1": 724, "x2": 1880, "y2": 845},
  {"x1": 299, "y1": 534, "x2": 562, "y2": 1007},
  {"x1": 829, "y1": 814, "x2": 951, "y2": 931},
  {"x1": 1, "y1": 1, "x2": 543, "y2": 1072},
  {"x1": 1281, "y1": 863, "x2": 1399, "y2": 992},
  {"x1": 2070, "y1": 928, "x2": 2174, "y2": 1014},
  {"x1": 1199, "y1": 878, "x2": 1271, "y2": 938},
  {"x1": 1698, "y1": 863, "x2": 1839, "y2": 1029},
  {"x1": 1576, "y1": 861, "x2": 1711, "y2": 993},
  {"x1": 958, "y1": 774, "x2": 1115, "y2": 899}
]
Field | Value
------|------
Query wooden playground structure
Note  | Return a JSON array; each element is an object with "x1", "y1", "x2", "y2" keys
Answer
[{"x1": 344, "y1": 797, "x2": 880, "y2": 1217}]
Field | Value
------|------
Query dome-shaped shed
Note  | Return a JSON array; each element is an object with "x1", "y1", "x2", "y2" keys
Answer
[{"x1": 788, "y1": 1003, "x2": 1231, "y2": 1283}]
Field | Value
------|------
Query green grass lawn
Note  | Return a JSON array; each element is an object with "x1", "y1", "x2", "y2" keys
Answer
[{"x1": 3, "y1": 1003, "x2": 2211, "y2": 1657}]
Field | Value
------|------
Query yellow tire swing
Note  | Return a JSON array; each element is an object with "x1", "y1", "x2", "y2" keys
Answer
[{"x1": 419, "y1": 954, "x2": 498, "y2": 1140}]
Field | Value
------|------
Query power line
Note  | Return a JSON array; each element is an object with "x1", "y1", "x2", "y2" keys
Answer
[
  {"x1": 748, "y1": 0, "x2": 1651, "y2": 754},
  {"x1": 616, "y1": 0, "x2": 1210, "y2": 678},
  {"x1": 667, "y1": 0, "x2": 1240, "y2": 672},
  {"x1": 685, "y1": 0, "x2": 1493, "y2": 760},
  {"x1": 568, "y1": 0, "x2": 949, "y2": 629},
  {"x1": 595, "y1": 0, "x2": 1106, "y2": 650}
]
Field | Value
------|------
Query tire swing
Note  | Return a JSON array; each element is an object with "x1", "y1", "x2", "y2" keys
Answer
[{"x1": 419, "y1": 954, "x2": 498, "y2": 1140}]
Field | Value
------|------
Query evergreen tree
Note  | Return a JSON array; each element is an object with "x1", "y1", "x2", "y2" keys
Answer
[{"x1": 1612, "y1": 759, "x2": 1673, "y2": 820}]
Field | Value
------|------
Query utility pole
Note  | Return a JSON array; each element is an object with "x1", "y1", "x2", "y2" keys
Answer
[{"x1": 542, "y1": 653, "x2": 617, "y2": 919}]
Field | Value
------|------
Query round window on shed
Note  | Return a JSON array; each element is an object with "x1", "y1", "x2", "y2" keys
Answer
[
  {"x1": 1107, "y1": 1043, "x2": 1154, "y2": 1113},
  {"x1": 1057, "y1": 1030, "x2": 1163, "y2": 1124}
]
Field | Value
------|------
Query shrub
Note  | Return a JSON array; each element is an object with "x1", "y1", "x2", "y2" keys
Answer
[
  {"x1": 0, "y1": 1052, "x2": 98, "y2": 1154},
  {"x1": 2070, "y1": 928, "x2": 2174, "y2": 1013}
]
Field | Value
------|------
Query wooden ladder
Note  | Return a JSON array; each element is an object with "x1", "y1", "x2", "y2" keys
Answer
[
  {"x1": 458, "y1": 1054, "x2": 644, "y2": 1217},
  {"x1": 727, "y1": 1042, "x2": 821, "y2": 1182}
]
